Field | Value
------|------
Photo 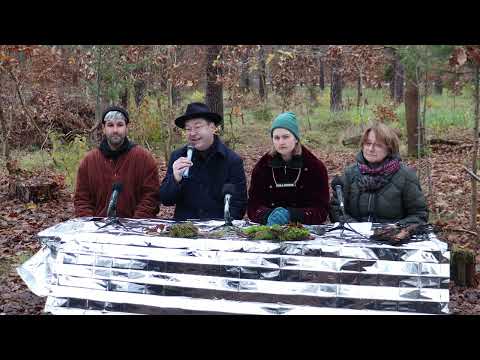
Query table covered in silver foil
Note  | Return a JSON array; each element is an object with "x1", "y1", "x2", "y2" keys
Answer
[{"x1": 17, "y1": 217, "x2": 450, "y2": 315}]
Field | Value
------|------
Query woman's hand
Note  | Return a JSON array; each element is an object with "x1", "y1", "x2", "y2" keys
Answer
[{"x1": 267, "y1": 207, "x2": 290, "y2": 225}]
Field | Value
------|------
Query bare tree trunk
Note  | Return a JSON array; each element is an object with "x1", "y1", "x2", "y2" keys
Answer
[
  {"x1": 390, "y1": 60, "x2": 396, "y2": 100},
  {"x1": 258, "y1": 45, "x2": 267, "y2": 101},
  {"x1": 471, "y1": 64, "x2": 480, "y2": 232},
  {"x1": 95, "y1": 45, "x2": 103, "y2": 126},
  {"x1": 72, "y1": 47, "x2": 79, "y2": 88},
  {"x1": 205, "y1": 45, "x2": 224, "y2": 129},
  {"x1": 330, "y1": 61, "x2": 343, "y2": 112},
  {"x1": 120, "y1": 87, "x2": 128, "y2": 109},
  {"x1": 0, "y1": 96, "x2": 10, "y2": 161},
  {"x1": 134, "y1": 79, "x2": 146, "y2": 107},
  {"x1": 239, "y1": 51, "x2": 250, "y2": 92},
  {"x1": 394, "y1": 62, "x2": 404, "y2": 104},
  {"x1": 433, "y1": 78, "x2": 443, "y2": 95},
  {"x1": 169, "y1": 46, "x2": 181, "y2": 107},
  {"x1": 417, "y1": 70, "x2": 426, "y2": 159},
  {"x1": 405, "y1": 78, "x2": 420, "y2": 157},
  {"x1": 319, "y1": 59, "x2": 325, "y2": 90},
  {"x1": 308, "y1": 85, "x2": 318, "y2": 106},
  {"x1": 356, "y1": 71, "x2": 363, "y2": 109}
]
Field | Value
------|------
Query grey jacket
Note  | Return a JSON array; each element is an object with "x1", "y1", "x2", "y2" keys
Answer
[{"x1": 330, "y1": 152, "x2": 428, "y2": 224}]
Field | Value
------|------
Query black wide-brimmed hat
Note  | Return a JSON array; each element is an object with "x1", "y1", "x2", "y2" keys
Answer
[{"x1": 174, "y1": 102, "x2": 222, "y2": 129}]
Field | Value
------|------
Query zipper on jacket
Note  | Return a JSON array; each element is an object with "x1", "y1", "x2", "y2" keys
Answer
[{"x1": 367, "y1": 193, "x2": 373, "y2": 222}]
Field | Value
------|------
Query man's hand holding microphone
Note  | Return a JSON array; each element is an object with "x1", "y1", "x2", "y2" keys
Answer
[{"x1": 173, "y1": 145, "x2": 194, "y2": 183}]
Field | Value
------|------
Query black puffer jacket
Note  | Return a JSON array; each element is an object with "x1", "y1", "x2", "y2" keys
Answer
[{"x1": 330, "y1": 152, "x2": 428, "y2": 224}]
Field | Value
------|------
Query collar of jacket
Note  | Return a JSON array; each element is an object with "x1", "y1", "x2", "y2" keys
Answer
[
  {"x1": 183, "y1": 135, "x2": 228, "y2": 160},
  {"x1": 268, "y1": 153, "x2": 303, "y2": 169},
  {"x1": 355, "y1": 151, "x2": 401, "y2": 167},
  {"x1": 99, "y1": 137, "x2": 136, "y2": 160}
]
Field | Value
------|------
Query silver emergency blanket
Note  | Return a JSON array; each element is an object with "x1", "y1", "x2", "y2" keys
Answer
[{"x1": 18, "y1": 217, "x2": 450, "y2": 315}]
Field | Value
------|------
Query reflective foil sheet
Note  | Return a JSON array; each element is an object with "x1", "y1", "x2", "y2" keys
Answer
[{"x1": 18, "y1": 218, "x2": 450, "y2": 315}]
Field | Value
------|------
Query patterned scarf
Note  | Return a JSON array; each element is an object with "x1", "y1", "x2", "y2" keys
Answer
[{"x1": 357, "y1": 158, "x2": 401, "y2": 192}]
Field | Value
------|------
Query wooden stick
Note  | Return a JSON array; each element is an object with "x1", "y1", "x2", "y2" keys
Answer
[
  {"x1": 462, "y1": 165, "x2": 480, "y2": 182},
  {"x1": 443, "y1": 227, "x2": 478, "y2": 237}
]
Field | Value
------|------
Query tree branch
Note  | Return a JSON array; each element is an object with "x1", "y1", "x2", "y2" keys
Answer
[
  {"x1": 6, "y1": 68, "x2": 43, "y2": 137},
  {"x1": 463, "y1": 165, "x2": 480, "y2": 182},
  {"x1": 443, "y1": 227, "x2": 478, "y2": 237}
]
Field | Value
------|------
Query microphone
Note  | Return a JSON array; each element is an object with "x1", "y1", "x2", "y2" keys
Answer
[
  {"x1": 331, "y1": 176, "x2": 346, "y2": 218},
  {"x1": 107, "y1": 182, "x2": 123, "y2": 218},
  {"x1": 222, "y1": 184, "x2": 235, "y2": 226},
  {"x1": 183, "y1": 145, "x2": 194, "y2": 178}
]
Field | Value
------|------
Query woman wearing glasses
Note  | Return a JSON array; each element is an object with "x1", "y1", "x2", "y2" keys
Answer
[
  {"x1": 330, "y1": 122, "x2": 428, "y2": 225},
  {"x1": 247, "y1": 112, "x2": 330, "y2": 225}
]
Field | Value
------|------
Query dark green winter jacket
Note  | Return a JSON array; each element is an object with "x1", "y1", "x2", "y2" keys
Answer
[{"x1": 330, "y1": 152, "x2": 428, "y2": 224}]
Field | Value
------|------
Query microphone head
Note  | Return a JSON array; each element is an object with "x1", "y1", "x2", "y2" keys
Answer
[
  {"x1": 186, "y1": 145, "x2": 194, "y2": 161},
  {"x1": 331, "y1": 176, "x2": 344, "y2": 190},
  {"x1": 112, "y1": 182, "x2": 123, "y2": 193},
  {"x1": 222, "y1": 183, "x2": 235, "y2": 197}
]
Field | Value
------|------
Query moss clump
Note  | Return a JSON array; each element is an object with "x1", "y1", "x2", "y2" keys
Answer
[
  {"x1": 168, "y1": 222, "x2": 199, "y2": 238},
  {"x1": 278, "y1": 226, "x2": 310, "y2": 241},
  {"x1": 243, "y1": 223, "x2": 311, "y2": 241},
  {"x1": 253, "y1": 230, "x2": 276, "y2": 240}
]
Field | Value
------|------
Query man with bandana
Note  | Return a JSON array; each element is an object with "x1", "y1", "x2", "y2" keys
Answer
[{"x1": 74, "y1": 106, "x2": 160, "y2": 218}]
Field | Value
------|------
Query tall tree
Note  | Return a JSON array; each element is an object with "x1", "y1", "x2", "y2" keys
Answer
[
  {"x1": 239, "y1": 49, "x2": 250, "y2": 92},
  {"x1": 404, "y1": 78, "x2": 420, "y2": 157},
  {"x1": 389, "y1": 51, "x2": 405, "y2": 104},
  {"x1": 326, "y1": 46, "x2": 344, "y2": 112},
  {"x1": 450, "y1": 46, "x2": 480, "y2": 232},
  {"x1": 319, "y1": 59, "x2": 325, "y2": 90},
  {"x1": 258, "y1": 45, "x2": 267, "y2": 101},
  {"x1": 394, "y1": 56, "x2": 405, "y2": 104},
  {"x1": 330, "y1": 60, "x2": 343, "y2": 112},
  {"x1": 433, "y1": 78, "x2": 443, "y2": 95},
  {"x1": 205, "y1": 45, "x2": 224, "y2": 127},
  {"x1": 0, "y1": 90, "x2": 9, "y2": 160},
  {"x1": 472, "y1": 64, "x2": 479, "y2": 231},
  {"x1": 396, "y1": 45, "x2": 452, "y2": 157}
]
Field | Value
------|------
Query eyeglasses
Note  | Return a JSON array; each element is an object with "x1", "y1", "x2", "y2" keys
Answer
[{"x1": 184, "y1": 124, "x2": 209, "y2": 134}]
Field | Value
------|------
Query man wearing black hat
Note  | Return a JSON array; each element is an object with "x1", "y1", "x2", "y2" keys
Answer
[
  {"x1": 159, "y1": 102, "x2": 247, "y2": 220},
  {"x1": 74, "y1": 106, "x2": 160, "y2": 218}
]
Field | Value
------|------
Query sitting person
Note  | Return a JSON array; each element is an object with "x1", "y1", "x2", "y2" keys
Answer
[
  {"x1": 330, "y1": 122, "x2": 428, "y2": 224},
  {"x1": 74, "y1": 106, "x2": 160, "y2": 218},
  {"x1": 247, "y1": 112, "x2": 330, "y2": 225},
  {"x1": 158, "y1": 102, "x2": 248, "y2": 220}
]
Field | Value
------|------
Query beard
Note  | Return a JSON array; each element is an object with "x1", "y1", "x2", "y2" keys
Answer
[{"x1": 106, "y1": 133, "x2": 125, "y2": 148}]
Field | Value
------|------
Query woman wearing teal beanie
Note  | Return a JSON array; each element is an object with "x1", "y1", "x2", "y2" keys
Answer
[{"x1": 247, "y1": 112, "x2": 330, "y2": 225}]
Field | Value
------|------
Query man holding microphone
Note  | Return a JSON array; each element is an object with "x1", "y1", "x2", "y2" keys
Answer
[{"x1": 158, "y1": 103, "x2": 247, "y2": 221}]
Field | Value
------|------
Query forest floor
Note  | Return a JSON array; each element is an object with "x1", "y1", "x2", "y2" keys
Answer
[{"x1": 1, "y1": 126, "x2": 480, "y2": 315}]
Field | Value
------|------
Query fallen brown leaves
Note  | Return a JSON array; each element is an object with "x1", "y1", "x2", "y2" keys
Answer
[{"x1": 1, "y1": 133, "x2": 480, "y2": 314}]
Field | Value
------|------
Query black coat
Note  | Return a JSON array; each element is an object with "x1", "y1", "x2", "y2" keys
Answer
[{"x1": 159, "y1": 136, "x2": 247, "y2": 221}]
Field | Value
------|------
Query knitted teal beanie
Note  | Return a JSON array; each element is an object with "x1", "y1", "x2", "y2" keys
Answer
[{"x1": 270, "y1": 112, "x2": 300, "y2": 140}]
